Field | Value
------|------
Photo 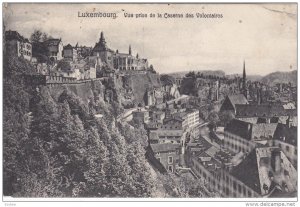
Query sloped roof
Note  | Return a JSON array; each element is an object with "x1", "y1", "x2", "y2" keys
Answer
[
  {"x1": 64, "y1": 44, "x2": 73, "y2": 49},
  {"x1": 273, "y1": 123, "x2": 297, "y2": 146},
  {"x1": 226, "y1": 119, "x2": 279, "y2": 141},
  {"x1": 225, "y1": 119, "x2": 252, "y2": 140},
  {"x1": 231, "y1": 149, "x2": 262, "y2": 194},
  {"x1": 231, "y1": 147, "x2": 297, "y2": 196},
  {"x1": 47, "y1": 38, "x2": 62, "y2": 46},
  {"x1": 150, "y1": 143, "x2": 180, "y2": 153},
  {"x1": 227, "y1": 94, "x2": 249, "y2": 106},
  {"x1": 149, "y1": 131, "x2": 159, "y2": 141},
  {"x1": 154, "y1": 129, "x2": 183, "y2": 137},
  {"x1": 235, "y1": 104, "x2": 296, "y2": 118},
  {"x1": 251, "y1": 123, "x2": 278, "y2": 140},
  {"x1": 5, "y1": 30, "x2": 30, "y2": 43}
]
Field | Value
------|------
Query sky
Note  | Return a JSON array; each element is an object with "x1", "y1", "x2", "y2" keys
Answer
[{"x1": 3, "y1": 3, "x2": 297, "y2": 75}]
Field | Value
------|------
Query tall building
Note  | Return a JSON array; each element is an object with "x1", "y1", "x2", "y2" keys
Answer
[{"x1": 5, "y1": 30, "x2": 32, "y2": 61}]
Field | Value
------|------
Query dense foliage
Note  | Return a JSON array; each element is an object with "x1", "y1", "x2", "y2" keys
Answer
[{"x1": 3, "y1": 56, "x2": 158, "y2": 197}]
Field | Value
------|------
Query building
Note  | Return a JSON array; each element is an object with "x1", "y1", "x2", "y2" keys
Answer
[
  {"x1": 5, "y1": 30, "x2": 32, "y2": 61},
  {"x1": 149, "y1": 110, "x2": 165, "y2": 124},
  {"x1": 63, "y1": 44, "x2": 77, "y2": 61},
  {"x1": 231, "y1": 147, "x2": 297, "y2": 197},
  {"x1": 132, "y1": 108, "x2": 150, "y2": 124},
  {"x1": 173, "y1": 109, "x2": 200, "y2": 132},
  {"x1": 224, "y1": 118, "x2": 278, "y2": 154},
  {"x1": 187, "y1": 136, "x2": 297, "y2": 197},
  {"x1": 273, "y1": 123, "x2": 297, "y2": 167},
  {"x1": 235, "y1": 104, "x2": 297, "y2": 126},
  {"x1": 91, "y1": 31, "x2": 149, "y2": 71},
  {"x1": 46, "y1": 38, "x2": 63, "y2": 61},
  {"x1": 150, "y1": 143, "x2": 180, "y2": 173},
  {"x1": 149, "y1": 129, "x2": 183, "y2": 145},
  {"x1": 187, "y1": 138, "x2": 259, "y2": 197},
  {"x1": 145, "y1": 87, "x2": 164, "y2": 106},
  {"x1": 92, "y1": 31, "x2": 115, "y2": 67},
  {"x1": 220, "y1": 94, "x2": 249, "y2": 114}
]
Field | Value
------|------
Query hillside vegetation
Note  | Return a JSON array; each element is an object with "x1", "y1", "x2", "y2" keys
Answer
[{"x1": 260, "y1": 70, "x2": 297, "y2": 86}]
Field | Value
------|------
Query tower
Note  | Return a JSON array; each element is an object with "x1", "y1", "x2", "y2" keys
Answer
[
  {"x1": 129, "y1": 45, "x2": 132, "y2": 55},
  {"x1": 99, "y1": 31, "x2": 106, "y2": 48},
  {"x1": 242, "y1": 60, "x2": 247, "y2": 98}
]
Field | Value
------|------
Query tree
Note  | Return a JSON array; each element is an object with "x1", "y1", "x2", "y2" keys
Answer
[
  {"x1": 30, "y1": 29, "x2": 43, "y2": 43},
  {"x1": 83, "y1": 127, "x2": 109, "y2": 197},
  {"x1": 207, "y1": 112, "x2": 219, "y2": 131}
]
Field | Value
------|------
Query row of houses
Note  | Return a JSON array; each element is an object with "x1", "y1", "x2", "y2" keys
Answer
[
  {"x1": 5, "y1": 30, "x2": 151, "y2": 80},
  {"x1": 143, "y1": 100, "x2": 202, "y2": 173}
]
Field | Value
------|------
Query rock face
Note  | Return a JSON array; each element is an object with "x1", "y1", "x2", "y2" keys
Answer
[{"x1": 44, "y1": 72, "x2": 162, "y2": 107}]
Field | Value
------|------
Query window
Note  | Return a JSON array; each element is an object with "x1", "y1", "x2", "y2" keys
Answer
[
  {"x1": 168, "y1": 165, "x2": 173, "y2": 173},
  {"x1": 168, "y1": 156, "x2": 173, "y2": 164}
]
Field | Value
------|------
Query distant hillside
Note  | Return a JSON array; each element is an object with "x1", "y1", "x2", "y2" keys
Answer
[
  {"x1": 226, "y1": 74, "x2": 262, "y2": 81},
  {"x1": 166, "y1": 70, "x2": 225, "y2": 78},
  {"x1": 260, "y1": 70, "x2": 297, "y2": 86}
]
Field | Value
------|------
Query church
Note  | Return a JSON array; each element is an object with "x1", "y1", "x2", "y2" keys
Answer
[{"x1": 92, "y1": 31, "x2": 149, "y2": 71}]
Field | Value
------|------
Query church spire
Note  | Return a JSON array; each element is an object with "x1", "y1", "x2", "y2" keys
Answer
[
  {"x1": 99, "y1": 31, "x2": 106, "y2": 48},
  {"x1": 242, "y1": 60, "x2": 247, "y2": 98},
  {"x1": 129, "y1": 45, "x2": 132, "y2": 55}
]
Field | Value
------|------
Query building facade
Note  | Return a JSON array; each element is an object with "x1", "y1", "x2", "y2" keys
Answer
[
  {"x1": 46, "y1": 38, "x2": 63, "y2": 61},
  {"x1": 5, "y1": 30, "x2": 32, "y2": 61},
  {"x1": 151, "y1": 143, "x2": 180, "y2": 173}
]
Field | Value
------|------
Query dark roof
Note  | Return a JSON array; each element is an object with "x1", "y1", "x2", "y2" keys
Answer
[
  {"x1": 150, "y1": 143, "x2": 180, "y2": 153},
  {"x1": 225, "y1": 119, "x2": 252, "y2": 140},
  {"x1": 235, "y1": 104, "x2": 297, "y2": 118},
  {"x1": 47, "y1": 38, "x2": 62, "y2": 46},
  {"x1": 273, "y1": 123, "x2": 297, "y2": 146},
  {"x1": 227, "y1": 94, "x2": 249, "y2": 106},
  {"x1": 64, "y1": 44, "x2": 73, "y2": 49},
  {"x1": 231, "y1": 149, "x2": 261, "y2": 194},
  {"x1": 225, "y1": 119, "x2": 278, "y2": 141},
  {"x1": 231, "y1": 147, "x2": 297, "y2": 196},
  {"x1": 5, "y1": 30, "x2": 30, "y2": 43}
]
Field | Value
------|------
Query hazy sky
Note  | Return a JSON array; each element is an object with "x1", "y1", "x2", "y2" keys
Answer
[{"x1": 3, "y1": 3, "x2": 297, "y2": 75}]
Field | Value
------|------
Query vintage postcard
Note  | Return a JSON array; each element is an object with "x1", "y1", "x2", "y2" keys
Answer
[{"x1": 1, "y1": 2, "x2": 298, "y2": 205}]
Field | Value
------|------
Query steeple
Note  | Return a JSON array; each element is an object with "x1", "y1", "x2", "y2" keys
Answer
[
  {"x1": 129, "y1": 45, "x2": 132, "y2": 55},
  {"x1": 242, "y1": 60, "x2": 247, "y2": 98},
  {"x1": 99, "y1": 31, "x2": 106, "y2": 48}
]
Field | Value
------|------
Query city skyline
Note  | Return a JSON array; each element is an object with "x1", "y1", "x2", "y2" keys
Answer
[{"x1": 3, "y1": 3, "x2": 297, "y2": 75}]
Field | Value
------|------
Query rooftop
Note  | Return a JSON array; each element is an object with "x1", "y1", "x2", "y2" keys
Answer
[{"x1": 150, "y1": 143, "x2": 180, "y2": 153}]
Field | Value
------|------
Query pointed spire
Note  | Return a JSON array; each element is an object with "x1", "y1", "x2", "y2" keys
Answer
[
  {"x1": 242, "y1": 60, "x2": 247, "y2": 98},
  {"x1": 99, "y1": 31, "x2": 106, "y2": 48},
  {"x1": 136, "y1": 53, "x2": 139, "y2": 59},
  {"x1": 243, "y1": 60, "x2": 246, "y2": 82},
  {"x1": 129, "y1": 45, "x2": 132, "y2": 55}
]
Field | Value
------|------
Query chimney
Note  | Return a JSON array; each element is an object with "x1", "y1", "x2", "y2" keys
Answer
[{"x1": 271, "y1": 149, "x2": 281, "y2": 173}]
